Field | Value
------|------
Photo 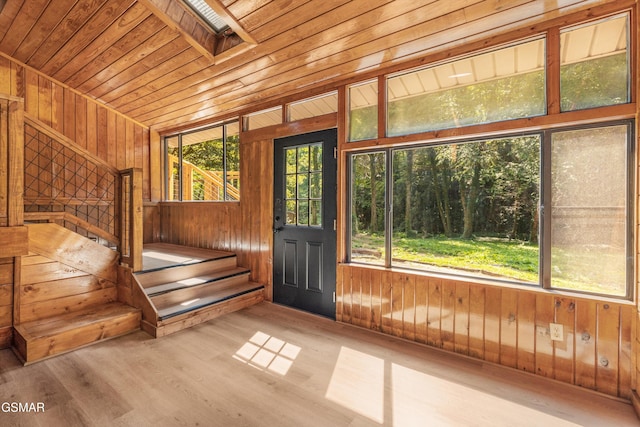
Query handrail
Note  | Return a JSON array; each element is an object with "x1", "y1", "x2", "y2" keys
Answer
[
  {"x1": 168, "y1": 154, "x2": 240, "y2": 200},
  {"x1": 24, "y1": 113, "x2": 119, "y2": 175},
  {"x1": 23, "y1": 211, "x2": 119, "y2": 245}
]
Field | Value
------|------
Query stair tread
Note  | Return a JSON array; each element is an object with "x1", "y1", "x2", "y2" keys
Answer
[
  {"x1": 157, "y1": 282, "x2": 264, "y2": 320},
  {"x1": 140, "y1": 243, "x2": 236, "y2": 273},
  {"x1": 16, "y1": 302, "x2": 141, "y2": 340},
  {"x1": 145, "y1": 267, "x2": 250, "y2": 296}
]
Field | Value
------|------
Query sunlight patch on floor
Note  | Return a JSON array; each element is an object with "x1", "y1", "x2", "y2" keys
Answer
[
  {"x1": 325, "y1": 347, "x2": 384, "y2": 423},
  {"x1": 233, "y1": 331, "x2": 301, "y2": 375}
]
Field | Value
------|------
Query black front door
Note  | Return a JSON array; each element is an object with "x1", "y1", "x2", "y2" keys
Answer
[{"x1": 273, "y1": 129, "x2": 337, "y2": 319}]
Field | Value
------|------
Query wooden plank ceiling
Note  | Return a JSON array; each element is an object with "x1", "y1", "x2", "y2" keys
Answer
[{"x1": 0, "y1": 0, "x2": 612, "y2": 133}]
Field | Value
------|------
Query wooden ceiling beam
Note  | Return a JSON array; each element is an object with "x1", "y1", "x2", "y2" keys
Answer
[
  {"x1": 203, "y1": 0, "x2": 257, "y2": 45},
  {"x1": 138, "y1": 0, "x2": 217, "y2": 63}
]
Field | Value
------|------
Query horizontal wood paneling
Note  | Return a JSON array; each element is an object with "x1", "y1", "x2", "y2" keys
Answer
[{"x1": 337, "y1": 264, "x2": 635, "y2": 400}]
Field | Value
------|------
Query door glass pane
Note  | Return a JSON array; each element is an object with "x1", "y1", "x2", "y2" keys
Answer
[
  {"x1": 284, "y1": 143, "x2": 323, "y2": 227},
  {"x1": 551, "y1": 125, "x2": 628, "y2": 296},
  {"x1": 351, "y1": 152, "x2": 386, "y2": 265}
]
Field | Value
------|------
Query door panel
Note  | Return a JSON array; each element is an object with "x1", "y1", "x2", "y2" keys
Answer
[{"x1": 273, "y1": 129, "x2": 337, "y2": 319}]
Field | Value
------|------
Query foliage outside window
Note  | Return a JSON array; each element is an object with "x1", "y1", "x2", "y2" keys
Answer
[
  {"x1": 165, "y1": 121, "x2": 240, "y2": 201},
  {"x1": 560, "y1": 14, "x2": 629, "y2": 112},
  {"x1": 348, "y1": 80, "x2": 378, "y2": 141},
  {"x1": 285, "y1": 143, "x2": 323, "y2": 226},
  {"x1": 349, "y1": 122, "x2": 633, "y2": 297},
  {"x1": 386, "y1": 39, "x2": 546, "y2": 137}
]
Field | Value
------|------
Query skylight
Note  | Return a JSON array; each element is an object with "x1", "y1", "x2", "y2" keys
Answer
[{"x1": 183, "y1": 0, "x2": 229, "y2": 33}]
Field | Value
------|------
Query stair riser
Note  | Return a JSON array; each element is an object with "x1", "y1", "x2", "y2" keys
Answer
[
  {"x1": 150, "y1": 273, "x2": 251, "y2": 310},
  {"x1": 154, "y1": 290, "x2": 264, "y2": 338},
  {"x1": 137, "y1": 257, "x2": 237, "y2": 288},
  {"x1": 15, "y1": 311, "x2": 141, "y2": 364}
]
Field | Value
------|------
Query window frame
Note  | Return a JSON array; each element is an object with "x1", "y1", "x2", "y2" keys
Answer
[
  {"x1": 347, "y1": 120, "x2": 635, "y2": 299},
  {"x1": 163, "y1": 120, "x2": 240, "y2": 202}
]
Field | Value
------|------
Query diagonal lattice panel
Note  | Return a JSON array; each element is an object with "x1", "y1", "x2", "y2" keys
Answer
[{"x1": 23, "y1": 123, "x2": 118, "y2": 243}]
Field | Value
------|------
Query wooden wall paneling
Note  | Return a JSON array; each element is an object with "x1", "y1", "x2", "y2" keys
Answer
[
  {"x1": 149, "y1": 130, "x2": 161, "y2": 201},
  {"x1": 259, "y1": 140, "x2": 273, "y2": 288},
  {"x1": 414, "y1": 275, "x2": 428, "y2": 344},
  {"x1": 575, "y1": 301, "x2": 597, "y2": 389},
  {"x1": 75, "y1": 95, "x2": 87, "y2": 150},
  {"x1": 596, "y1": 303, "x2": 620, "y2": 396},
  {"x1": 86, "y1": 103, "x2": 98, "y2": 200},
  {"x1": 116, "y1": 115, "x2": 126, "y2": 170},
  {"x1": 359, "y1": 268, "x2": 372, "y2": 329},
  {"x1": 619, "y1": 304, "x2": 632, "y2": 400},
  {"x1": 380, "y1": 270, "x2": 392, "y2": 335},
  {"x1": 516, "y1": 291, "x2": 536, "y2": 373},
  {"x1": 535, "y1": 293, "x2": 555, "y2": 378},
  {"x1": 402, "y1": 273, "x2": 416, "y2": 341},
  {"x1": 7, "y1": 98, "x2": 23, "y2": 226},
  {"x1": 554, "y1": 297, "x2": 576, "y2": 384},
  {"x1": 107, "y1": 110, "x2": 117, "y2": 167},
  {"x1": 391, "y1": 271, "x2": 404, "y2": 337},
  {"x1": 342, "y1": 264, "x2": 352, "y2": 324},
  {"x1": 468, "y1": 284, "x2": 485, "y2": 360},
  {"x1": 335, "y1": 264, "x2": 343, "y2": 322},
  {"x1": 125, "y1": 119, "x2": 134, "y2": 168},
  {"x1": 24, "y1": 69, "x2": 37, "y2": 117},
  {"x1": 483, "y1": 286, "x2": 501, "y2": 364},
  {"x1": 454, "y1": 281, "x2": 469, "y2": 356},
  {"x1": 51, "y1": 82, "x2": 64, "y2": 134},
  {"x1": 63, "y1": 89, "x2": 76, "y2": 142},
  {"x1": 0, "y1": 99, "x2": 8, "y2": 220},
  {"x1": 37, "y1": 75, "x2": 52, "y2": 126},
  {"x1": 500, "y1": 288, "x2": 518, "y2": 368},
  {"x1": 440, "y1": 281, "x2": 456, "y2": 352},
  {"x1": 370, "y1": 268, "x2": 382, "y2": 332},
  {"x1": 426, "y1": 278, "x2": 442, "y2": 348},
  {"x1": 351, "y1": 267, "x2": 362, "y2": 326},
  {"x1": 0, "y1": 56, "x2": 10, "y2": 94}
]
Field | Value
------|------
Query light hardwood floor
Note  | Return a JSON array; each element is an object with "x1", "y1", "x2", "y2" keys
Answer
[{"x1": 0, "y1": 302, "x2": 637, "y2": 426}]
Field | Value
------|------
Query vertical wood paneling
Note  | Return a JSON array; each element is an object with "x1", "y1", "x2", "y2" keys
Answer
[
  {"x1": 535, "y1": 293, "x2": 555, "y2": 378},
  {"x1": 468, "y1": 285, "x2": 485, "y2": 359},
  {"x1": 517, "y1": 292, "x2": 536, "y2": 373},
  {"x1": 596, "y1": 303, "x2": 619, "y2": 396},
  {"x1": 454, "y1": 282, "x2": 469, "y2": 355},
  {"x1": 426, "y1": 278, "x2": 442, "y2": 348},
  {"x1": 339, "y1": 266, "x2": 635, "y2": 399},
  {"x1": 575, "y1": 300, "x2": 597, "y2": 390},
  {"x1": 414, "y1": 275, "x2": 428, "y2": 344},
  {"x1": 500, "y1": 288, "x2": 518, "y2": 368},
  {"x1": 554, "y1": 297, "x2": 576, "y2": 384},
  {"x1": 402, "y1": 273, "x2": 416, "y2": 341}
]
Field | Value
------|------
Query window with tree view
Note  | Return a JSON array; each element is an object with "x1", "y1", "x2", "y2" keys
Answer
[
  {"x1": 350, "y1": 122, "x2": 632, "y2": 297},
  {"x1": 165, "y1": 121, "x2": 240, "y2": 201}
]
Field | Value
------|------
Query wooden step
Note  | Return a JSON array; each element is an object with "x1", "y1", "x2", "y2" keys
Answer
[
  {"x1": 155, "y1": 279, "x2": 261, "y2": 320},
  {"x1": 148, "y1": 283, "x2": 265, "y2": 338},
  {"x1": 13, "y1": 302, "x2": 141, "y2": 364},
  {"x1": 136, "y1": 256, "x2": 238, "y2": 288},
  {"x1": 145, "y1": 267, "x2": 250, "y2": 297}
]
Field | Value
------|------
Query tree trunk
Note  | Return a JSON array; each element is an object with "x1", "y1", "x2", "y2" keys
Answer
[
  {"x1": 460, "y1": 162, "x2": 480, "y2": 239},
  {"x1": 405, "y1": 150, "x2": 413, "y2": 237},
  {"x1": 369, "y1": 153, "x2": 378, "y2": 232}
]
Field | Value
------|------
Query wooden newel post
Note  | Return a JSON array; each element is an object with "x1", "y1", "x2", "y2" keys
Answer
[{"x1": 119, "y1": 168, "x2": 143, "y2": 272}]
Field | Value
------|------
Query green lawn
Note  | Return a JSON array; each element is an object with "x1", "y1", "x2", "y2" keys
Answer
[{"x1": 351, "y1": 233, "x2": 626, "y2": 295}]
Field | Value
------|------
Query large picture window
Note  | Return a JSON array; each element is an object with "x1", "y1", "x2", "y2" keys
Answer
[
  {"x1": 165, "y1": 121, "x2": 240, "y2": 201},
  {"x1": 349, "y1": 122, "x2": 633, "y2": 298}
]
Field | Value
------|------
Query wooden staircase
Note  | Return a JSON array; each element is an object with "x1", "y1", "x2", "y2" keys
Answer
[
  {"x1": 132, "y1": 243, "x2": 264, "y2": 338},
  {"x1": 13, "y1": 223, "x2": 141, "y2": 364}
]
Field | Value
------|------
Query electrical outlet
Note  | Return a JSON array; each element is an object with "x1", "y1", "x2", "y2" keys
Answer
[{"x1": 550, "y1": 323, "x2": 563, "y2": 341}]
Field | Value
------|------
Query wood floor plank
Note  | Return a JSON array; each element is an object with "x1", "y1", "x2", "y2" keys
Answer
[{"x1": 0, "y1": 302, "x2": 636, "y2": 426}]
